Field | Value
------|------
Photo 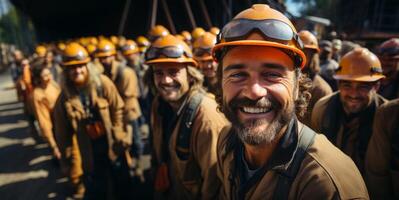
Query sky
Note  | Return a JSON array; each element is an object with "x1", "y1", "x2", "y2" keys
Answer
[{"x1": 285, "y1": 0, "x2": 303, "y2": 17}]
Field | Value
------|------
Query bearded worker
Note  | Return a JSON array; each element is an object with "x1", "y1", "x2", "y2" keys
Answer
[{"x1": 212, "y1": 4, "x2": 368, "y2": 200}]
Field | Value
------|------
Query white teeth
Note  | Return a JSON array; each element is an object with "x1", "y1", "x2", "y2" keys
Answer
[{"x1": 242, "y1": 107, "x2": 270, "y2": 114}]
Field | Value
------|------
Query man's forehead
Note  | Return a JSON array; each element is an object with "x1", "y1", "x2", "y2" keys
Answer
[
  {"x1": 339, "y1": 80, "x2": 375, "y2": 86},
  {"x1": 152, "y1": 63, "x2": 187, "y2": 70},
  {"x1": 222, "y1": 46, "x2": 295, "y2": 70}
]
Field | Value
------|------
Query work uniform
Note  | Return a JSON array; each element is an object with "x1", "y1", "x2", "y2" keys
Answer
[
  {"x1": 151, "y1": 90, "x2": 228, "y2": 200},
  {"x1": 299, "y1": 74, "x2": 332, "y2": 127},
  {"x1": 32, "y1": 80, "x2": 61, "y2": 151},
  {"x1": 53, "y1": 74, "x2": 131, "y2": 200},
  {"x1": 104, "y1": 60, "x2": 143, "y2": 163},
  {"x1": 366, "y1": 99, "x2": 399, "y2": 199},
  {"x1": 217, "y1": 120, "x2": 369, "y2": 200},
  {"x1": 311, "y1": 92, "x2": 387, "y2": 174}
]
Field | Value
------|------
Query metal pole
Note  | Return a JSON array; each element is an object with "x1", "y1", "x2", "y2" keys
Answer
[
  {"x1": 118, "y1": 0, "x2": 132, "y2": 35},
  {"x1": 160, "y1": 0, "x2": 176, "y2": 34},
  {"x1": 182, "y1": 0, "x2": 197, "y2": 29},
  {"x1": 198, "y1": 0, "x2": 212, "y2": 29},
  {"x1": 220, "y1": 0, "x2": 232, "y2": 21},
  {"x1": 150, "y1": 0, "x2": 159, "y2": 28}
]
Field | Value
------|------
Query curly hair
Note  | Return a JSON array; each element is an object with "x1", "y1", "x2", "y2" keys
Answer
[
  {"x1": 214, "y1": 61, "x2": 312, "y2": 118},
  {"x1": 144, "y1": 65, "x2": 205, "y2": 96}
]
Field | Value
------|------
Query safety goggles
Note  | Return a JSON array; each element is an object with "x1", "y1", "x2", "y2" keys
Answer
[
  {"x1": 193, "y1": 47, "x2": 212, "y2": 57},
  {"x1": 218, "y1": 18, "x2": 303, "y2": 49},
  {"x1": 146, "y1": 46, "x2": 192, "y2": 60}
]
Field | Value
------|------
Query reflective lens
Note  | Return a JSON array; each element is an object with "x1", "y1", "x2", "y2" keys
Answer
[
  {"x1": 146, "y1": 46, "x2": 192, "y2": 60},
  {"x1": 193, "y1": 48, "x2": 211, "y2": 57}
]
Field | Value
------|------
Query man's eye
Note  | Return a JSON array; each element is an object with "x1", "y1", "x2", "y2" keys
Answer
[
  {"x1": 263, "y1": 72, "x2": 282, "y2": 79},
  {"x1": 230, "y1": 72, "x2": 246, "y2": 78},
  {"x1": 154, "y1": 71, "x2": 163, "y2": 76}
]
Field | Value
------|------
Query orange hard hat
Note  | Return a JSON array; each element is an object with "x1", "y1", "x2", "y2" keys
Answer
[
  {"x1": 209, "y1": 27, "x2": 220, "y2": 35},
  {"x1": 191, "y1": 27, "x2": 206, "y2": 40},
  {"x1": 57, "y1": 43, "x2": 66, "y2": 51},
  {"x1": 334, "y1": 47, "x2": 385, "y2": 82},
  {"x1": 148, "y1": 25, "x2": 170, "y2": 41},
  {"x1": 122, "y1": 40, "x2": 139, "y2": 55},
  {"x1": 298, "y1": 30, "x2": 319, "y2": 52},
  {"x1": 212, "y1": 4, "x2": 306, "y2": 68},
  {"x1": 96, "y1": 40, "x2": 117, "y2": 58},
  {"x1": 35, "y1": 45, "x2": 47, "y2": 57},
  {"x1": 193, "y1": 32, "x2": 216, "y2": 61},
  {"x1": 377, "y1": 38, "x2": 399, "y2": 59},
  {"x1": 62, "y1": 42, "x2": 90, "y2": 66},
  {"x1": 181, "y1": 31, "x2": 192, "y2": 42},
  {"x1": 145, "y1": 34, "x2": 197, "y2": 67}
]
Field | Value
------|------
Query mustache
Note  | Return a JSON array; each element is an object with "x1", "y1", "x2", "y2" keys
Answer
[{"x1": 228, "y1": 96, "x2": 281, "y2": 110}]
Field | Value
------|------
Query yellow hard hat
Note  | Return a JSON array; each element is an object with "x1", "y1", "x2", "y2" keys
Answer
[
  {"x1": 36, "y1": 45, "x2": 47, "y2": 57},
  {"x1": 334, "y1": 47, "x2": 385, "y2": 82},
  {"x1": 57, "y1": 43, "x2": 66, "y2": 51},
  {"x1": 62, "y1": 42, "x2": 90, "y2": 66},
  {"x1": 86, "y1": 44, "x2": 97, "y2": 56},
  {"x1": 145, "y1": 34, "x2": 197, "y2": 67},
  {"x1": 110, "y1": 36, "x2": 119, "y2": 45},
  {"x1": 181, "y1": 31, "x2": 192, "y2": 42},
  {"x1": 298, "y1": 30, "x2": 319, "y2": 52},
  {"x1": 193, "y1": 32, "x2": 216, "y2": 61},
  {"x1": 122, "y1": 40, "x2": 139, "y2": 55},
  {"x1": 191, "y1": 27, "x2": 206, "y2": 40},
  {"x1": 136, "y1": 36, "x2": 150, "y2": 53},
  {"x1": 96, "y1": 40, "x2": 117, "y2": 58},
  {"x1": 212, "y1": 4, "x2": 306, "y2": 68}
]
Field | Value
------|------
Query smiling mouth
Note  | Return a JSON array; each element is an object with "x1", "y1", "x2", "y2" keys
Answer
[
  {"x1": 160, "y1": 85, "x2": 179, "y2": 92},
  {"x1": 240, "y1": 106, "x2": 272, "y2": 114}
]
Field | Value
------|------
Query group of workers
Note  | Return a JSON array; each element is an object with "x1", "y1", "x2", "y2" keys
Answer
[{"x1": 7, "y1": 3, "x2": 399, "y2": 200}]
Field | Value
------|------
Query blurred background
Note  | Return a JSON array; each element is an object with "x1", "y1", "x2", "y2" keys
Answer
[{"x1": 0, "y1": 0, "x2": 398, "y2": 52}]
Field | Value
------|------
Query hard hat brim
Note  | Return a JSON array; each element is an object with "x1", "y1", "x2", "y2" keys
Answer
[
  {"x1": 95, "y1": 51, "x2": 116, "y2": 58},
  {"x1": 145, "y1": 58, "x2": 198, "y2": 67},
  {"x1": 212, "y1": 40, "x2": 306, "y2": 68},
  {"x1": 62, "y1": 58, "x2": 91, "y2": 66},
  {"x1": 123, "y1": 49, "x2": 140, "y2": 55},
  {"x1": 194, "y1": 55, "x2": 213, "y2": 61},
  {"x1": 333, "y1": 74, "x2": 385, "y2": 82},
  {"x1": 304, "y1": 45, "x2": 320, "y2": 53}
]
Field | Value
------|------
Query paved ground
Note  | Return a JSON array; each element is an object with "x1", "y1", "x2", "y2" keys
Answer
[
  {"x1": 0, "y1": 70, "x2": 74, "y2": 199},
  {"x1": 0, "y1": 69, "x2": 154, "y2": 199}
]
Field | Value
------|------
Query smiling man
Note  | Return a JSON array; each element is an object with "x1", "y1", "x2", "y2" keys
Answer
[
  {"x1": 145, "y1": 35, "x2": 228, "y2": 199},
  {"x1": 312, "y1": 47, "x2": 387, "y2": 174},
  {"x1": 213, "y1": 4, "x2": 368, "y2": 200}
]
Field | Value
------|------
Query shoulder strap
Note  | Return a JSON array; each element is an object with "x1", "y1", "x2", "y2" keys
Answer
[
  {"x1": 321, "y1": 93, "x2": 341, "y2": 142},
  {"x1": 176, "y1": 92, "x2": 205, "y2": 160},
  {"x1": 273, "y1": 125, "x2": 316, "y2": 200}
]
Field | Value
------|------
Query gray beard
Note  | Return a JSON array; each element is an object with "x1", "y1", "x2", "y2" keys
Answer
[{"x1": 234, "y1": 111, "x2": 292, "y2": 146}]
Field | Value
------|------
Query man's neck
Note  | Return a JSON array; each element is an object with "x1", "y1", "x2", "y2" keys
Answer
[
  {"x1": 168, "y1": 93, "x2": 189, "y2": 112},
  {"x1": 243, "y1": 125, "x2": 288, "y2": 169}
]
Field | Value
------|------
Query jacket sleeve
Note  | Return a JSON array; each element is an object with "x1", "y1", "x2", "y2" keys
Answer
[
  {"x1": 365, "y1": 105, "x2": 394, "y2": 199},
  {"x1": 101, "y1": 75, "x2": 125, "y2": 129},
  {"x1": 193, "y1": 112, "x2": 227, "y2": 200},
  {"x1": 32, "y1": 90, "x2": 57, "y2": 149},
  {"x1": 120, "y1": 68, "x2": 142, "y2": 121},
  {"x1": 53, "y1": 94, "x2": 74, "y2": 171}
]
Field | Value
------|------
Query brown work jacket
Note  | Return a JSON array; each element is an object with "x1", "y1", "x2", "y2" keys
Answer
[
  {"x1": 105, "y1": 61, "x2": 141, "y2": 121},
  {"x1": 299, "y1": 74, "x2": 332, "y2": 127},
  {"x1": 151, "y1": 90, "x2": 229, "y2": 200},
  {"x1": 311, "y1": 92, "x2": 387, "y2": 174},
  {"x1": 217, "y1": 121, "x2": 369, "y2": 200},
  {"x1": 53, "y1": 74, "x2": 128, "y2": 173},
  {"x1": 32, "y1": 80, "x2": 61, "y2": 149},
  {"x1": 366, "y1": 99, "x2": 399, "y2": 199}
]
